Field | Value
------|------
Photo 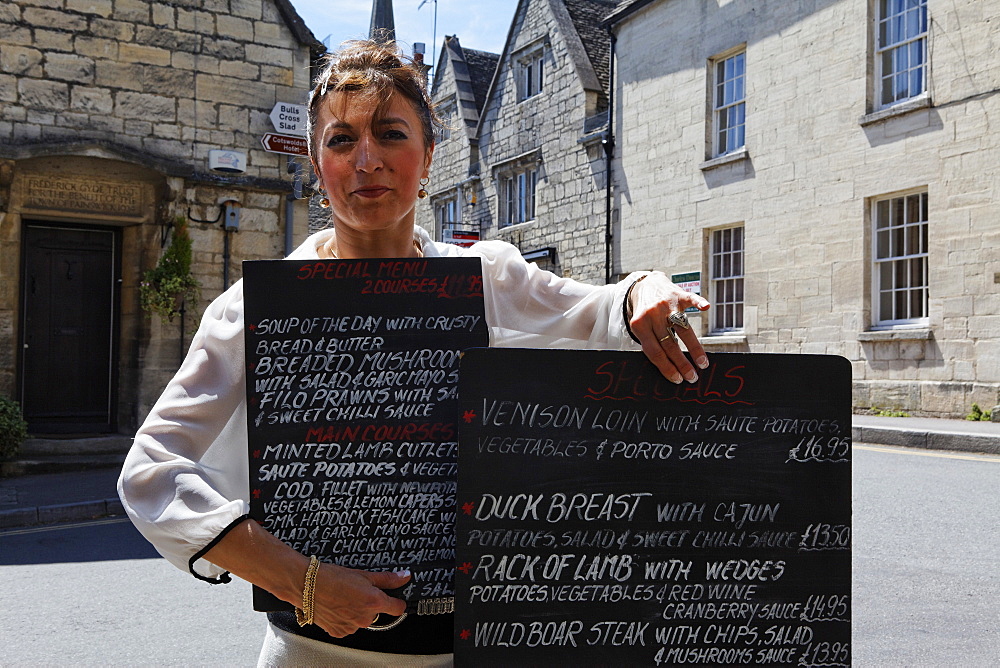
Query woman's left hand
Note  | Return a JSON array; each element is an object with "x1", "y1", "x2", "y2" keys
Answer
[{"x1": 627, "y1": 271, "x2": 711, "y2": 383}]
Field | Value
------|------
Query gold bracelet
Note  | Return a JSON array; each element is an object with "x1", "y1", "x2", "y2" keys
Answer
[{"x1": 295, "y1": 555, "x2": 320, "y2": 627}]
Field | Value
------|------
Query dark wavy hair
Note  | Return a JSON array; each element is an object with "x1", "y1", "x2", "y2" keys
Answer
[{"x1": 307, "y1": 39, "x2": 441, "y2": 157}]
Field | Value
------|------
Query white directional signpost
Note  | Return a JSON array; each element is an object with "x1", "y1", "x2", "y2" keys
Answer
[
  {"x1": 268, "y1": 102, "x2": 307, "y2": 136},
  {"x1": 261, "y1": 102, "x2": 309, "y2": 156}
]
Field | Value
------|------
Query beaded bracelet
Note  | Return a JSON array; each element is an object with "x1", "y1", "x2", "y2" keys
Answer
[{"x1": 295, "y1": 556, "x2": 320, "y2": 627}]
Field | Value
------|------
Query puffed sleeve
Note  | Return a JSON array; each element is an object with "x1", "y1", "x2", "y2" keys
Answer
[
  {"x1": 118, "y1": 280, "x2": 251, "y2": 583},
  {"x1": 458, "y1": 240, "x2": 647, "y2": 350}
]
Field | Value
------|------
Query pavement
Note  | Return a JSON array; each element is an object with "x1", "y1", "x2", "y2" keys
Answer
[{"x1": 1, "y1": 415, "x2": 998, "y2": 530}]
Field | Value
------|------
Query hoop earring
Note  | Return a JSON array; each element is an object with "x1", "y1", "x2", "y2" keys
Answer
[
  {"x1": 418, "y1": 178, "x2": 429, "y2": 200},
  {"x1": 317, "y1": 185, "x2": 330, "y2": 208}
]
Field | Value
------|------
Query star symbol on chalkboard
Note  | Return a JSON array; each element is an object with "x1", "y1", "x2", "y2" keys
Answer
[
  {"x1": 456, "y1": 562, "x2": 473, "y2": 574},
  {"x1": 248, "y1": 324, "x2": 256, "y2": 331},
  {"x1": 252, "y1": 489, "x2": 261, "y2": 498},
  {"x1": 252, "y1": 450, "x2": 261, "y2": 459},
  {"x1": 462, "y1": 410, "x2": 476, "y2": 423},
  {"x1": 461, "y1": 501, "x2": 475, "y2": 515},
  {"x1": 459, "y1": 629, "x2": 471, "y2": 641}
]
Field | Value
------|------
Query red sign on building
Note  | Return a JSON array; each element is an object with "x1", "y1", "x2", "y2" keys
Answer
[{"x1": 443, "y1": 230, "x2": 480, "y2": 248}]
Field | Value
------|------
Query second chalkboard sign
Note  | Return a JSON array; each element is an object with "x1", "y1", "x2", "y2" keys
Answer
[{"x1": 456, "y1": 349, "x2": 852, "y2": 667}]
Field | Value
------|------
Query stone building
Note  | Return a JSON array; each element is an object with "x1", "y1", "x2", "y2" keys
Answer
[
  {"x1": 0, "y1": 0, "x2": 322, "y2": 435},
  {"x1": 417, "y1": 0, "x2": 619, "y2": 283},
  {"x1": 605, "y1": 0, "x2": 999, "y2": 416},
  {"x1": 415, "y1": 35, "x2": 498, "y2": 248}
]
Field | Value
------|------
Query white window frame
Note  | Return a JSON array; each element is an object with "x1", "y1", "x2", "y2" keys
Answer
[
  {"x1": 872, "y1": 189, "x2": 929, "y2": 327},
  {"x1": 710, "y1": 226, "x2": 745, "y2": 333},
  {"x1": 711, "y1": 49, "x2": 746, "y2": 157},
  {"x1": 516, "y1": 48, "x2": 544, "y2": 101},
  {"x1": 436, "y1": 99, "x2": 455, "y2": 142},
  {"x1": 498, "y1": 166, "x2": 537, "y2": 228},
  {"x1": 434, "y1": 192, "x2": 460, "y2": 239},
  {"x1": 875, "y1": 0, "x2": 928, "y2": 110}
]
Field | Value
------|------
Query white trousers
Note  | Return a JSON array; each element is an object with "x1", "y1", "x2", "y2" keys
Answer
[{"x1": 257, "y1": 622, "x2": 454, "y2": 668}]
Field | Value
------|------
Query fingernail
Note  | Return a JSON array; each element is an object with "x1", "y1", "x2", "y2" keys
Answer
[
  {"x1": 395, "y1": 569, "x2": 411, "y2": 577},
  {"x1": 669, "y1": 374, "x2": 683, "y2": 384},
  {"x1": 685, "y1": 372, "x2": 699, "y2": 384},
  {"x1": 696, "y1": 356, "x2": 709, "y2": 369}
]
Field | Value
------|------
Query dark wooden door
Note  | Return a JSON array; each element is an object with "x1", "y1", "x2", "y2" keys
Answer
[{"x1": 20, "y1": 224, "x2": 119, "y2": 433}]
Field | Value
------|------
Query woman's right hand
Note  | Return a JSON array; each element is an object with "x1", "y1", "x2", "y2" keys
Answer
[
  {"x1": 203, "y1": 519, "x2": 411, "y2": 637},
  {"x1": 310, "y1": 563, "x2": 411, "y2": 637}
]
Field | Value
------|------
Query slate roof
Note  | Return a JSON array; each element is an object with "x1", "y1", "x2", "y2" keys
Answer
[
  {"x1": 463, "y1": 47, "x2": 502, "y2": 115},
  {"x1": 272, "y1": 0, "x2": 325, "y2": 52},
  {"x1": 601, "y1": 0, "x2": 659, "y2": 27},
  {"x1": 563, "y1": 0, "x2": 622, "y2": 113}
]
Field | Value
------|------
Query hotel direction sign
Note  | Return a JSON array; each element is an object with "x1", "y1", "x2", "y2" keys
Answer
[{"x1": 261, "y1": 132, "x2": 308, "y2": 156}]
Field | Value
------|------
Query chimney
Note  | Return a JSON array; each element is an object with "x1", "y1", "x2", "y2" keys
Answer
[{"x1": 413, "y1": 42, "x2": 431, "y2": 87}]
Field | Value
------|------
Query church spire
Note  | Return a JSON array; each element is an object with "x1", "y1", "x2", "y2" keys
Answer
[{"x1": 369, "y1": 0, "x2": 396, "y2": 44}]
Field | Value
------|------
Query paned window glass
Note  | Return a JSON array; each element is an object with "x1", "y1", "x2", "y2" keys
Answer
[
  {"x1": 877, "y1": 0, "x2": 928, "y2": 107},
  {"x1": 874, "y1": 191, "x2": 929, "y2": 324},
  {"x1": 499, "y1": 167, "x2": 538, "y2": 227},
  {"x1": 435, "y1": 195, "x2": 458, "y2": 237},
  {"x1": 518, "y1": 50, "x2": 544, "y2": 101},
  {"x1": 711, "y1": 226, "x2": 745, "y2": 332},
  {"x1": 714, "y1": 51, "x2": 746, "y2": 156}
]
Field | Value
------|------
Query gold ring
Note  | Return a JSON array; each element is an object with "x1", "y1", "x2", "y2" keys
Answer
[
  {"x1": 658, "y1": 331, "x2": 675, "y2": 343},
  {"x1": 366, "y1": 612, "x2": 408, "y2": 631}
]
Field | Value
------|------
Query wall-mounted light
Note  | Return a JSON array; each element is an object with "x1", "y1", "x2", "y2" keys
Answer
[{"x1": 463, "y1": 183, "x2": 477, "y2": 207}]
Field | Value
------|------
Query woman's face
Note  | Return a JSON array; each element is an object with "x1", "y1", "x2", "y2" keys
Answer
[{"x1": 311, "y1": 91, "x2": 433, "y2": 238}]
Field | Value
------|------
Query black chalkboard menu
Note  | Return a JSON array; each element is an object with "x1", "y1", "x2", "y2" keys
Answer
[
  {"x1": 455, "y1": 349, "x2": 851, "y2": 667},
  {"x1": 243, "y1": 257, "x2": 488, "y2": 611}
]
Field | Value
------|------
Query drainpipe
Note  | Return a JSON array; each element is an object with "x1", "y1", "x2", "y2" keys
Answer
[
  {"x1": 285, "y1": 161, "x2": 302, "y2": 255},
  {"x1": 223, "y1": 229, "x2": 231, "y2": 290},
  {"x1": 603, "y1": 30, "x2": 617, "y2": 285},
  {"x1": 221, "y1": 201, "x2": 241, "y2": 290},
  {"x1": 179, "y1": 300, "x2": 186, "y2": 366}
]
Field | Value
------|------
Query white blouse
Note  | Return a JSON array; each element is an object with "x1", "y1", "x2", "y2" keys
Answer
[{"x1": 118, "y1": 227, "x2": 643, "y2": 580}]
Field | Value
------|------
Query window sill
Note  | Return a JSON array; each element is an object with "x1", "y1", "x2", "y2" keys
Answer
[
  {"x1": 702, "y1": 334, "x2": 747, "y2": 346},
  {"x1": 859, "y1": 95, "x2": 932, "y2": 126},
  {"x1": 498, "y1": 219, "x2": 537, "y2": 232},
  {"x1": 491, "y1": 149, "x2": 542, "y2": 173},
  {"x1": 858, "y1": 328, "x2": 932, "y2": 342},
  {"x1": 699, "y1": 148, "x2": 749, "y2": 172},
  {"x1": 578, "y1": 128, "x2": 607, "y2": 147}
]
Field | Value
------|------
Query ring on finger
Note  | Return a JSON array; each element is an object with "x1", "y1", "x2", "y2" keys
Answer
[
  {"x1": 658, "y1": 330, "x2": 676, "y2": 344},
  {"x1": 668, "y1": 311, "x2": 690, "y2": 330},
  {"x1": 367, "y1": 612, "x2": 408, "y2": 631}
]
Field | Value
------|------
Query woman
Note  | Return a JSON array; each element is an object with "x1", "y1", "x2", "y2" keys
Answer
[{"x1": 119, "y1": 40, "x2": 710, "y2": 666}]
